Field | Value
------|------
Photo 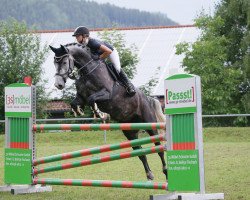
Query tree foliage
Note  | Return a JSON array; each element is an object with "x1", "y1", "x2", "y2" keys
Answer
[
  {"x1": 98, "y1": 29, "x2": 161, "y2": 96},
  {"x1": 97, "y1": 29, "x2": 139, "y2": 79},
  {"x1": 0, "y1": 0, "x2": 177, "y2": 30},
  {"x1": 139, "y1": 66, "x2": 160, "y2": 96},
  {"x1": 0, "y1": 18, "x2": 49, "y2": 121},
  {"x1": 176, "y1": 0, "x2": 249, "y2": 125}
]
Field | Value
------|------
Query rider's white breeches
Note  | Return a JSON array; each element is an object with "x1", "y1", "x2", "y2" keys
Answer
[{"x1": 109, "y1": 48, "x2": 121, "y2": 73}]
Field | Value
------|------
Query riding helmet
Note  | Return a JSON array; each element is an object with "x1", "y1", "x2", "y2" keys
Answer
[{"x1": 72, "y1": 26, "x2": 89, "y2": 36}]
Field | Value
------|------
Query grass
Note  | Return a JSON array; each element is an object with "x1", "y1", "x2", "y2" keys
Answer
[{"x1": 0, "y1": 127, "x2": 249, "y2": 200}]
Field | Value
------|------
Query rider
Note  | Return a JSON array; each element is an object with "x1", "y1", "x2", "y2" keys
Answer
[{"x1": 72, "y1": 26, "x2": 136, "y2": 96}]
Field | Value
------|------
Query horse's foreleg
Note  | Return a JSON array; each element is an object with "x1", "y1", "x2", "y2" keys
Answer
[
  {"x1": 147, "y1": 130, "x2": 168, "y2": 180},
  {"x1": 87, "y1": 88, "x2": 110, "y2": 120},
  {"x1": 122, "y1": 130, "x2": 154, "y2": 181},
  {"x1": 70, "y1": 94, "x2": 85, "y2": 117},
  {"x1": 159, "y1": 151, "x2": 168, "y2": 179},
  {"x1": 136, "y1": 146, "x2": 154, "y2": 181}
]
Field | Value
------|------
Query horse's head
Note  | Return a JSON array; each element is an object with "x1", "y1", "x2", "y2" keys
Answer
[{"x1": 49, "y1": 45, "x2": 75, "y2": 90}]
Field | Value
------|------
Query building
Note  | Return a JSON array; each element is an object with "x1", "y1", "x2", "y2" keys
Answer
[{"x1": 45, "y1": 100, "x2": 71, "y2": 118}]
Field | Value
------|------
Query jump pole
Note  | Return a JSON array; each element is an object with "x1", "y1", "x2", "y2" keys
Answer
[
  {"x1": 33, "y1": 122, "x2": 165, "y2": 131},
  {"x1": 33, "y1": 134, "x2": 165, "y2": 166},
  {"x1": 33, "y1": 145, "x2": 165, "y2": 175},
  {"x1": 33, "y1": 178, "x2": 168, "y2": 190},
  {"x1": 150, "y1": 74, "x2": 224, "y2": 200}
]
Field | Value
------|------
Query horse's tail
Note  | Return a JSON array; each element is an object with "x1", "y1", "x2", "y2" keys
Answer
[{"x1": 147, "y1": 97, "x2": 166, "y2": 135}]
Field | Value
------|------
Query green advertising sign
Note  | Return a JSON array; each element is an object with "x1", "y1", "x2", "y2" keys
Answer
[
  {"x1": 5, "y1": 83, "x2": 32, "y2": 117},
  {"x1": 5, "y1": 148, "x2": 32, "y2": 184},
  {"x1": 167, "y1": 150, "x2": 200, "y2": 191}
]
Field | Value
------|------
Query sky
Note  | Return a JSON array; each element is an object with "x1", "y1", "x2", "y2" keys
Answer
[{"x1": 88, "y1": 0, "x2": 221, "y2": 25}]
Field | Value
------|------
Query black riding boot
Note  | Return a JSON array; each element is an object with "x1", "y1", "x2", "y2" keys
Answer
[{"x1": 119, "y1": 69, "x2": 136, "y2": 96}]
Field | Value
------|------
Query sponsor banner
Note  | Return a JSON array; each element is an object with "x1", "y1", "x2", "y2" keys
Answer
[
  {"x1": 5, "y1": 84, "x2": 32, "y2": 116},
  {"x1": 165, "y1": 75, "x2": 197, "y2": 114},
  {"x1": 167, "y1": 150, "x2": 200, "y2": 191},
  {"x1": 5, "y1": 148, "x2": 32, "y2": 184}
]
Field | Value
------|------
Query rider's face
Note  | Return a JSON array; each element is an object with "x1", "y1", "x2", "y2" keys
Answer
[{"x1": 76, "y1": 35, "x2": 88, "y2": 44}]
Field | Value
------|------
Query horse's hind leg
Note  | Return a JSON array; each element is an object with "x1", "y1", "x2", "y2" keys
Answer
[
  {"x1": 147, "y1": 130, "x2": 168, "y2": 180},
  {"x1": 122, "y1": 130, "x2": 154, "y2": 181}
]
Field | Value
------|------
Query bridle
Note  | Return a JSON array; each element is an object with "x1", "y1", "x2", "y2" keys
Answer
[
  {"x1": 54, "y1": 53, "x2": 101, "y2": 80},
  {"x1": 54, "y1": 54, "x2": 74, "y2": 81}
]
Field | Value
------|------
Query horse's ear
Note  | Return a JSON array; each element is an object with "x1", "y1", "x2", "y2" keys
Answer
[
  {"x1": 60, "y1": 45, "x2": 69, "y2": 53},
  {"x1": 49, "y1": 45, "x2": 57, "y2": 53}
]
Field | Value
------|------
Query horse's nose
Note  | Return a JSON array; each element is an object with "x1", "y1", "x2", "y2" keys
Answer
[{"x1": 55, "y1": 83, "x2": 63, "y2": 90}]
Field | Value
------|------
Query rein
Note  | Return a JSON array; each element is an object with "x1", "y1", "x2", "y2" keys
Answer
[{"x1": 74, "y1": 59, "x2": 101, "y2": 76}]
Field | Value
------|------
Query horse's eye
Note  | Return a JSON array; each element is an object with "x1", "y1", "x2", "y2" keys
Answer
[{"x1": 63, "y1": 62, "x2": 67, "y2": 65}]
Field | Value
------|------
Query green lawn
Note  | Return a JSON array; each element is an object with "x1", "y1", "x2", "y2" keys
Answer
[{"x1": 0, "y1": 127, "x2": 249, "y2": 200}]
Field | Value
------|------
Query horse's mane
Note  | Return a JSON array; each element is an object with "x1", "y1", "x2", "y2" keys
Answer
[
  {"x1": 64, "y1": 42, "x2": 86, "y2": 49},
  {"x1": 64, "y1": 42, "x2": 92, "y2": 56}
]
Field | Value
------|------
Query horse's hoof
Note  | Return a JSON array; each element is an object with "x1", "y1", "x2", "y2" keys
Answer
[
  {"x1": 146, "y1": 171, "x2": 154, "y2": 181},
  {"x1": 102, "y1": 113, "x2": 110, "y2": 121}
]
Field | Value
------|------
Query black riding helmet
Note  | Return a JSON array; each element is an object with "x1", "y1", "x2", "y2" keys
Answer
[{"x1": 72, "y1": 26, "x2": 89, "y2": 36}]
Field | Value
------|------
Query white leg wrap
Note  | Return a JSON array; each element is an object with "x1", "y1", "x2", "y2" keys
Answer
[
  {"x1": 92, "y1": 103, "x2": 105, "y2": 119},
  {"x1": 77, "y1": 105, "x2": 84, "y2": 116},
  {"x1": 72, "y1": 108, "x2": 78, "y2": 117}
]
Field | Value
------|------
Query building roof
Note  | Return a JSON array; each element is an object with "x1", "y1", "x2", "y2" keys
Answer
[
  {"x1": 45, "y1": 100, "x2": 71, "y2": 112},
  {"x1": 40, "y1": 25, "x2": 201, "y2": 97}
]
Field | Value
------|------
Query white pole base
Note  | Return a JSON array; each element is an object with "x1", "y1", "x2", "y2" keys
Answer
[
  {"x1": 0, "y1": 184, "x2": 52, "y2": 194},
  {"x1": 150, "y1": 192, "x2": 224, "y2": 200}
]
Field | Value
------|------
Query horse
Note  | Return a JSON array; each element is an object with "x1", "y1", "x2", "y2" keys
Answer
[{"x1": 49, "y1": 43, "x2": 167, "y2": 181}]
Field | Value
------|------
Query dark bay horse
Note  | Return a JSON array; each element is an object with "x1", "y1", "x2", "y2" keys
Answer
[{"x1": 49, "y1": 43, "x2": 167, "y2": 181}]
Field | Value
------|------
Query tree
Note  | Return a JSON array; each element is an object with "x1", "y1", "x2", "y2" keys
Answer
[
  {"x1": 0, "y1": 18, "x2": 49, "y2": 122},
  {"x1": 176, "y1": 0, "x2": 249, "y2": 125},
  {"x1": 97, "y1": 29, "x2": 139, "y2": 79},
  {"x1": 0, "y1": 0, "x2": 177, "y2": 30},
  {"x1": 139, "y1": 66, "x2": 160, "y2": 96}
]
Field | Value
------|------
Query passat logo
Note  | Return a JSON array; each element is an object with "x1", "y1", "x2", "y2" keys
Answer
[{"x1": 166, "y1": 87, "x2": 194, "y2": 104}]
